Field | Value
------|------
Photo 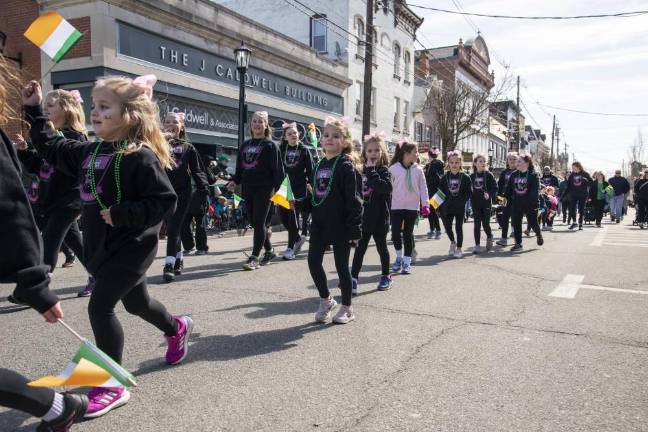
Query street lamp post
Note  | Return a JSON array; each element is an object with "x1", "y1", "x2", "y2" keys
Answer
[{"x1": 234, "y1": 42, "x2": 251, "y2": 151}]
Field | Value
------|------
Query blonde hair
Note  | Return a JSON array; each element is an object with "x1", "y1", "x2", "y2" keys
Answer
[
  {"x1": 250, "y1": 111, "x2": 272, "y2": 139},
  {"x1": 445, "y1": 150, "x2": 462, "y2": 170},
  {"x1": 164, "y1": 112, "x2": 187, "y2": 140},
  {"x1": 45, "y1": 89, "x2": 87, "y2": 136},
  {"x1": 323, "y1": 120, "x2": 361, "y2": 169},
  {"x1": 362, "y1": 136, "x2": 389, "y2": 167},
  {"x1": 93, "y1": 76, "x2": 172, "y2": 169},
  {"x1": 0, "y1": 54, "x2": 22, "y2": 127}
]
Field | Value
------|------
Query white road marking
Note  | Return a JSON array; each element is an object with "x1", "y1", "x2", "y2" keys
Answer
[
  {"x1": 549, "y1": 274, "x2": 648, "y2": 299},
  {"x1": 589, "y1": 226, "x2": 608, "y2": 246}
]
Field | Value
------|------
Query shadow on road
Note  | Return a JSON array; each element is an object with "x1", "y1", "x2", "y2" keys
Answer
[
  {"x1": 210, "y1": 297, "x2": 316, "y2": 319},
  {"x1": 0, "y1": 410, "x2": 33, "y2": 432}
]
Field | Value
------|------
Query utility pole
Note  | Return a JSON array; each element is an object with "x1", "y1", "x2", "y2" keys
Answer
[
  {"x1": 361, "y1": 0, "x2": 374, "y2": 139},
  {"x1": 555, "y1": 123, "x2": 560, "y2": 171},
  {"x1": 516, "y1": 75, "x2": 521, "y2": 152},
  {"x1": 550, "y1": 115, "x2": 556, "y2": 168}
]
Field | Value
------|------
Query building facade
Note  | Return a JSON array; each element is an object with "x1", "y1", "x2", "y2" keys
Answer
[
  {"x1": 488, "y1": 116, "x2": 507, "y2": 170},
  {"x1": 3, "y1": 0, "x2": 350, "y2": 161},
  {"x1": 213, "y1": 0, "x2": 423, "y2": 148},
  {"x1": 490, "y1": 100, "x2": 527, "y2": 154}
]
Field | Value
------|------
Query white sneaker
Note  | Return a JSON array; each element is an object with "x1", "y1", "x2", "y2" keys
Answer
[
  {"x1": 294, "y1": 237, "x2": 306, "y2": 254},
  {"x1": 454, "y1": 248, "x2": 463, "y2": 259},
  {"x1": 435, "y1": 230, "x2": 442, "y2": 240},
  {"x1": 351, "y1": 278, "x2": 358, "y2": 296},
  {"x1": 411, "y1": 248, "x2": 418, "y2": 263},
  {"x1": 448, "y1": 242, "x2": 457, "y2": 257},
  {"x1": 473, "y1": 245, "x2": 483, "y2": 254},
  {"x1": 332, "y1": 305, "x2": 355, "y2": 324},
  {"x1": 282, "y1": 248, "x2": 295, "y2": 260},
  {"x1": 315, "y1": 297, "x2": 337, "y2": 323}
]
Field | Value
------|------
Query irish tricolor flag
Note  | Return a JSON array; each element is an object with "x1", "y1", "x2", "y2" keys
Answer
[
  {"x1": 270, "y1": 176, "x2": 293, "y2": 210},
  {"x1": 24, "y1": 11, "x2": 83, "y2": 62},
  {"x1": 29, "y1": 340, "x2": 137, "y2": 388},
  {"x1": 233, "y1": 193, "x2": 243, "y2": 209},
  {"x1": 429, "y1": 190, "x2": 446, "y2": 210}
]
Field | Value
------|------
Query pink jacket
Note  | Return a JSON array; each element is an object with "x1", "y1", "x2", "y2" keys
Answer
[{"x1": 389, "y1": 162, "x2": 429, "y2": 211}]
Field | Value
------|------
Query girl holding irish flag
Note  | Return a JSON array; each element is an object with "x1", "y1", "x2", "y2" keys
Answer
[
  {"x1": 439, "y1": 150, "x2": 472, "y2": 258},
  {"x1": 23, "y1": 75, "x2": 193, "y2": 419}
]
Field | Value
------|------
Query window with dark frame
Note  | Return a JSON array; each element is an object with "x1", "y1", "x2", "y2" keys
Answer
[{"x1": 311, "y1": 14, "x2": 328, "y2": 53}]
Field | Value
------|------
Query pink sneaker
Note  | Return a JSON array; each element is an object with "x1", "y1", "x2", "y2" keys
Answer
[
  {"x1": 165, "y1": 316, "x2": 194, "y2": 365},
  {"x1": 84, "y1": 387, "x2": 130, "y2": 419}
]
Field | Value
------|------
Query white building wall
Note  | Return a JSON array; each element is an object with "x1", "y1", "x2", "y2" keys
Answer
[{"x1": 212, "y1": 0, "x2": 416, "y2": 145}]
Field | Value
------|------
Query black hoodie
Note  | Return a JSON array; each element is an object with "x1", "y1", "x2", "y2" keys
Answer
[
  {"x1": 566, "y1": 171, "x2": 592, "y2": 198},
  {"x1": 438, "y1": 171, "x2": 472, "y2": 214},
  {"x1": 506, "y1": 170, "x2": 540, "y2": 210},
  {"x1": 27, "y1": 105, "x2": 177, "y2": 276},
  {"x1": 470, "y1": 171, "x2": 497, "y2": 208},
  {"x1": 310, "y1": 154, "x2": 363, "y2": 242},
  {"x1": 541, "y1": 173, "x2": 560, "y2": 189},
  {"x1": 166, "y1": 138, "x2": 208, "y2": 193},
  {"x1": 233, "y1": 137, "x2": 284, "y2": 191},
  {"x1": 17, "y1": 127, "x2": 86, "y2": 214},
  {"x1": 280, "y1": 141, "x2": 314, "y2": 200},
  {"x1": 498, "y1": 168, "x2": 516, "y2": 196},
  {"x1": 424, "y1": 158, "x2": 445, "y2": 197},
  {"x1": 360, "y1": 165, "x2": 392, "y2": 235}
]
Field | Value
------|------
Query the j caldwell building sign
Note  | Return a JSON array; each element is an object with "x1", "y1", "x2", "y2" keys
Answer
[{"x1": 118, "y1": 23, "x2": 344, "y2": 114}]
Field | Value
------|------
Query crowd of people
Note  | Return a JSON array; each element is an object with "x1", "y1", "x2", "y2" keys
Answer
[{"x1": 1, "y1": 51, "x2": 646, "y2": 430}]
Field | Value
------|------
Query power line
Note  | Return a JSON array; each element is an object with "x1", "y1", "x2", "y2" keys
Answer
[
  {"x1": 406, "y1": 3, "x2": 648, "y2": 20},
  {"x1": 531, "y1": 102, "x2": 648, "y2": 117}
]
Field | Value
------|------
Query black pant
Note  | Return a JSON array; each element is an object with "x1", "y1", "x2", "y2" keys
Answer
[
  {"x1": 165, "y1": 190, "x2": 191, "y2": 258},
  {"x1": 637, "y1": 198, "x2": 648, "y2": 223},
  {"x1": 42, "y1": 207, "x2": 84, "y2": 272},
  {"x1": 500, "y1": 204, "x2": 513, "y2": 238},
  {"x1": 308, "y1": 236, "x2": 352, "y2": 306},
  {"x1": 593, "y1": 199, "x2": 605, "y2": 225},
  {"x1": 295, "y1": 199, "x2": 311, "y2": 237},
  {"x1": 427, "y1": 207, "x2": 441, "y2": 232},
  {"x1": 473, "y1": 205, "x2": 493, "y2": 245},
  {"x1": 181, "y1": 212, "x2": 208, "y2": 251},
  {"x1": 442, "y1": 211, "x2": 464, "y2": 248},
  {"x1": 0, "y1": 369, "x2": 55, "y2": 418},
  {"x1": 242, "y1": 185, "x2": 274, "y2": 257},
  {"x1": 60, "y1": 241, "x2": 75, "y2": 260},
  {"x1": 569, "y1": 195, "x2": 586, "y2": 226},
  {"x1": 351, "y1": 231, "x2": 390, "y2": 278},
  {"x1": 391, "y1": 209, "x2": 418, "y2": 257},
  {"x1": 513, "y1": 206, "x2": 541, "y2": 245},
  {"x1": 278, "y1": 205, "x2": 300, "y2": 249},
  {"x1": 561, "y1": 198, "x2": 570, "y2": 223},
  {"x1": 88, "y1": 269, "x2": 177, "y2": 364}
]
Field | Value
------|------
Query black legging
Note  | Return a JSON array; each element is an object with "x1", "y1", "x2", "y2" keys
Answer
[
  {"x1": 0, "y1": 369, "x2": 54, "y2": 417},
  {"x1": 512, "y1": 206, "x2": 541, "y2": 245},
  {"x1": 308, "y1": 236, "x2": 352, "y2": 306},
  {"x1": 593, "y1": 199, "x2": 605, "y2": 225},
  {"x1": 391, "y1": 209, "x2": 418, "y2": 257},
  {"x1": 242, "y1": 185, "x2": 274, "y2": 257},
  {"x1": 638, "y1": 198, "x2": 648, "y2": 223},
  {"x1": 278, "y1": 205, "x2": 300, "y2": 249},
  {"x1": 88, "y1": 268, "x2": 177, "y2": 364},
  {"x1": 295, "y1": 199, "x2": 311, "y2": 237},
  {"x1": 351, "y1": 231, "x2": 390, "y2": 278},
  {"x1": 42, "y1": 207, "x2": 84, "y2": 272},
  {"x1": 181, "y1": 212, "x2": 208, "y2": 251},
  {"x1": 500, "y1": 204, "x2": 513, "y2": 238},
  {"x1": 569, "y1": 195, "x2": 587, "y2": 226},
  {"x1": 61, "y1": 241, "x2": 75, "y2": 260},
  {"x1": 427, "y1": 207, "x2": 441, "y2": 232},
  {"x1": 473, "y1": 204, "x2": 493, "y2": 245},
  {"x1": 561, "y1": 198, "x2": 570, "y2": 223},
  {"x1": 442, "y1": 211, "x2": 464, "y2": 248},
  {"x1": 165, "y1": 190, "x2": 191, "y2": 258}
]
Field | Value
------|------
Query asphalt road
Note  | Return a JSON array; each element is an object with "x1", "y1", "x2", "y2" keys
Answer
[{"x1": 1, "y1": 211, "x2": 647, "y2": 432}]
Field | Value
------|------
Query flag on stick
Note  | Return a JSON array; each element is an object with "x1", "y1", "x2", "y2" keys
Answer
[
  {"x1": 233, "y1": 193, "x2": 243, "y2": 209},
  {"x1": 29, "y1": 320, "x2": 137, "y2": 388},
  {"x1": 429, "y1": 190, "x2": 446, "y2": 210},
  {"x1": 306, "y1": 123, "x2": 318, "y2": 148},
  {"x1": 270, "y1": 176, "x2": 293, "y2": 210},
  {"x1": 24, "y1": 11, "x2": 83, "y2": 62}
]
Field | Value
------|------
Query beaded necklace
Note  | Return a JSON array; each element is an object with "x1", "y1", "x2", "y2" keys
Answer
[
  {"x1": 283, "y1": 142, "x2": 301, "y2": 167},
  {"x1": 89, "y1": 140, "x2": 126, "y2": 210},
  {"x1": 311, "y1": 154, "x2": 342, "y2": 207}
]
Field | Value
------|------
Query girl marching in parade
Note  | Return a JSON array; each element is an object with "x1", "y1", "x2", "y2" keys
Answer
[
  {"x1": 566, "y1": 161, "x2": 592, "y2": 231},
  {"x1": 439, "y1": 150, "x2": 472, "y2": 258},
  {"x1": 389, "y1": 139, "x2": 429, "y2": 274},
  {"x1": 470, "y1": 154, "x2": 497, "y2": 253},
  {"x1": 161, "y1": 111, "x2": 209, "y2": 282},
  {"x1": 228, "y1": 111, "x2": 285, "y2": 270},
  {"x1": 309, "y1": 117, "x2": 363, "y2": 324},
  {"x1": 23, "y1": 75, "x2": 193, "y2": 418},
  {"x1": 15, "y1": 88, "x2": 96, "y2": 297},
  {"x1": 350, "y1": 131, "x2": 393, "y2": 294},
  {"x1": 424, "y1": 147, "x2": 444, "y2": 240},
  {"x1": 278, "y1": 122, "x2": 313, "y2": 260},
  {"x1": 496, "y1": 152, "x2": 518, "y2": 246},
  {"x1": 506, "y1": 154, "x2": 543, "y2": 250}
]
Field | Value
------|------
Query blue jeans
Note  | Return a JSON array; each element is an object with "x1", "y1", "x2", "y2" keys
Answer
[{"x1": 609, "y1": 195, "x2": 624, "y2": 220}]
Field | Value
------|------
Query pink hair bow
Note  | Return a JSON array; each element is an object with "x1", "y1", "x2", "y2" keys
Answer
[
  {"x1": 282, "y1": 122, "x2": 297, "y2": 129},
  {"x1": 363, "y1": 131, "x2": 386, "y2": 142},
  {"x1": 168, "y1": 111, "x2": 186, "y2": 122},
  {"x1": 69, "y1": 90, "x2": 83, "y2": 104},
  {"x1": 397, "y1": 138, "x2": 408, "y2": 148},
  {"x1": 324, "y1": 115, "x2": 353, "y2": 126},
  {"x1": 447, "y1": 150, "x2": 462, "y2": 158},
  {"x1": 132, "y1": 74, "x2": 157, "y2": 100}
]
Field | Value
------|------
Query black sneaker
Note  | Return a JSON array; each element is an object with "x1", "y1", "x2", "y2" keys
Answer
[
  {"x1": 36, "y1": 393, "x2": 88, "y2": 432},
  {"x1": 7, "y1": 294, "x2": 26, "y2": 305},
  {"x1": 242, "y1": 256, "x2": 260, "y2": 271},
  {"x1": 163, "y1": 264, "x2": 175, "y2": 282},
  {"x1": 578, "y1": 225, "x2": 583, "y2": 230},
  {"x1": 511, "y1": 243, "x2": 523, "y2": 251},
  {"x1": 195, "y1": 249, "x2": 208, "y2": 256},
  {"x1": 62, "y1": 255, "x2": 76, "y2": 268},
  {"x1": 537, "y1": 235, "x2": 544, "y2": 246},
  {"x1": 569, "y1": 223, "x2": 578, "y2": 230},
  {"x1": 174, "y1": 259, "x2": 184, "y2": 275},
  {"x1": 259, "y1": 249, "x2": 277, "y2": 266}
]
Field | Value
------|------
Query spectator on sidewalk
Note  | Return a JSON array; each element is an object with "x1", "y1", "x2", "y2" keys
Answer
[
  {"x1": 608, "y1": 169, "x2": 630, "y2": 223},
  {"x1": 635, "y1": 170, "x2": 648, "y2": 229},
  {"x1": 589, "y1": 172, "x2": 609, "y2": 228}
]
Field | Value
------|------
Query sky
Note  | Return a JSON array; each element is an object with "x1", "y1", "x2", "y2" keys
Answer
[{"x1": 411, "y1": 0, "x2": 648, "y2": 174}]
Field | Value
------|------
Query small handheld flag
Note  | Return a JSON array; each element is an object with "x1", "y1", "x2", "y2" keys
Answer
[
  {"x1": 233, "y1": 193, "x2": 243, "y2": 209},
  {"x1": 270, "y1": 176, "x2": 294, "y2": 210},
  {"x1": 24, "y1": 11, "x2": 83, "y2": 62},
  {"x1": 211, "y1": 179, "x2": 229, "y2": 187},
  {"x1": 429, "y1": 190, "x2": 446, "y2": 210},
  {"x1": 29, "y1": 320, "x2": 137, "y2": 388}
]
